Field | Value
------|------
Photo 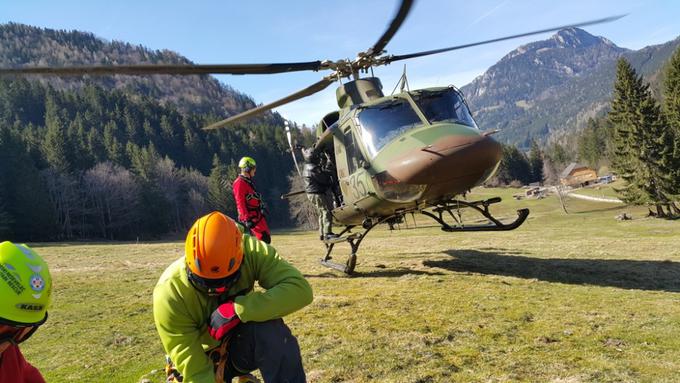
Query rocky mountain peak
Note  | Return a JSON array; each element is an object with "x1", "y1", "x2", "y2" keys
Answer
[
  {"x1": 464, "y1": 27, "x2": 626, "y2": 107},
  {"x1": 551, "y1": 27, "x2": 614, "y2": 48},
  {"x1": 459, "y1": 29, "x2": 680, "y2": 148}
]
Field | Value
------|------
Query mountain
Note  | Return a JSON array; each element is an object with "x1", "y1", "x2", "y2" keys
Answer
[
  {"x1": 460, "y1": 28, "x2": 680, "y2": 147},
  {"x1": 0, "y1": 23, "x2": 280, "y2": 123}
]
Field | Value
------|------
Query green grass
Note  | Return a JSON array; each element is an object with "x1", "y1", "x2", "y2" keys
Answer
[{"x1": 20, "y1": 187, "x2": 680, "y2": 382}]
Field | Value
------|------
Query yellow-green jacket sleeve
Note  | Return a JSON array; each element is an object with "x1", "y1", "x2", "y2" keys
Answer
[
  {"x1": 233, "y1": 236, "x2": 313, "y2": 322},
  {"x1": 153, "y1": 260, "x2": 219, "y2": 383}
]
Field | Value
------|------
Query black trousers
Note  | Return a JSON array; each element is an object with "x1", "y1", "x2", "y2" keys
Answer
[{"x1": 224, "y1": 319, "x2": 306, "y2": 383}]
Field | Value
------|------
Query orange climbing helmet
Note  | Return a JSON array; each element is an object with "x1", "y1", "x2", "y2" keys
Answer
[{"x1": 185, "y1": 212, "x2": 243, "y2": 295}]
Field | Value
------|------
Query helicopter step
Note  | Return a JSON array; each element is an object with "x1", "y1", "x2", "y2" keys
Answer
[
  {"x1": 319, "y1": 221, "x2": 381, "y2": 276},
  {"x1": 320, "y1": 232, "x2": 363, "y2": 274},
  {"x1": 422, "y1": 197, "x2": 529, "y2": 232},
  {"x1": 320, "y1": 255, "x2": 357, "y2": 274}
]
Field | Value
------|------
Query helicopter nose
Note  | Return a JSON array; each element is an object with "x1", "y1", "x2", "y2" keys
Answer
[{"x1": 385, "y1": 133, "x2": 502, "y2": 185}]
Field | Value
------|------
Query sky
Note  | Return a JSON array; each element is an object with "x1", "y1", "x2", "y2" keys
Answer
[{"x1": 1, "y1": 0, "x2": 680, "y2": 127}]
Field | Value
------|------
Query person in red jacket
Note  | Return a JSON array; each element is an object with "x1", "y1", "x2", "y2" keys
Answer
[
  {"x1": 0, "y1": 241, "x2": 52, "y2": 383},
  {"x1": 233, "y1": 156, "x2": 271, "y2": 244}
]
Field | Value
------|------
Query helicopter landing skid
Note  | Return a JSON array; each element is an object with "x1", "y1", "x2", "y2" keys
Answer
[
  {"x1": 319, "y1": 213, "x2": 390, "y2": 276},
  {"x1": 322, "y1": 232, "x2": 362, "y2": 245},
  {"x1": 422, "y1": 197, "x2": 529, "y2": 232}
]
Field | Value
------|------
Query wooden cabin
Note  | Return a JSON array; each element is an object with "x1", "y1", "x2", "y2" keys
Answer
[{"x1": 560, "y1": 163, "x2": 597, "y2": 187}]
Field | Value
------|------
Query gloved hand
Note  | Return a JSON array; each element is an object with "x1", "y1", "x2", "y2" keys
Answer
[
  {"x1": 209, "y1": 301, "x2": 240, "y2": 341},
  {"x1": 245, "y1": 220, "x2": 255, "y2": 229}
]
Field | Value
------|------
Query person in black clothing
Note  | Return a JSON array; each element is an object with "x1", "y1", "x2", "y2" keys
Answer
[
  {"x1": 320, "y1": 151, "x2": 343, "y2": 208},
  {"x1": 302, "y1": 148, "x2": 338, "y2": 240}
]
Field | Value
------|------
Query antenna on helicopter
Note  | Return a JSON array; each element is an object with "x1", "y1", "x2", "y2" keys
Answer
[
  {"x1": 400, "y1": 65, "x2": 410, "y2": 92},
  {"x1": 391, "y1": 65, "x2": 410, "y2": 95},
  {"x1": 285, "y1": 121, "x2": 302, "y2": 177}
]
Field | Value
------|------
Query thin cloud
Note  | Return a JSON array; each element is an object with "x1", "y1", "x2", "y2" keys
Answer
[{"x1": 471, "y1": 0, "x2": 509, "y2": 26}]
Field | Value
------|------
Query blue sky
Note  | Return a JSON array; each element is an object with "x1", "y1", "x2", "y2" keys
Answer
[{"x1": 1, "y1": 0, "x2": 679, "y2": 127}]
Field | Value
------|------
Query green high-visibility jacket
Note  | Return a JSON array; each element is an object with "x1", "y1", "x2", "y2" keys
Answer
[{"x1": 153, "y1": 234, "x2": 313, "y2": 383}]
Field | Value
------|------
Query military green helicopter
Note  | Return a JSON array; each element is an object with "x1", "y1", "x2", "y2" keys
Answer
[{"x1": 0, "y1": 1, "x2": 623, "y2": 274}]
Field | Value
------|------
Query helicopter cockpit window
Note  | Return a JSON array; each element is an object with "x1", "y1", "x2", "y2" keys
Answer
[
  {"x1": 413, "y1": 88, "x2": 478, "y2": 129},
  {"x1": 357, "y1": 99, "x2": 422, "y2": 157}
]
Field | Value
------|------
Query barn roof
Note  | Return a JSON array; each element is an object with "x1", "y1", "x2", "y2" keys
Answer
[{"x1": 560, "y1": 162, "x2": 590, "y2": 179}]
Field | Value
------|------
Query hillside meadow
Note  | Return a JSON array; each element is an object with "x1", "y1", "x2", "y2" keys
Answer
[{"x1": 20, "y1": 187, "x2": 680, "y2": 382}]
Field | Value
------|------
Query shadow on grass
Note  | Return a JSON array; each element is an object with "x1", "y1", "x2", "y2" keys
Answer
[
  {"x1": 424, "y1": 248, "x2": 680, "y2": 292},
  {"x1": 304, "y1": 267, "x2": 443, "y2": 279},
  {"x1": 353, "y1": 268, "x2": 444, "y2": 278},
  {"x1": 28, "y1": 239, "x2": 184, "y2": 248},
  {"x1": 570, "y1": 205, "x2": 625, "y2": 214}
]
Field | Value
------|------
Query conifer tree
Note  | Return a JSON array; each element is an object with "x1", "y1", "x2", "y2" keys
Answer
[
  {"x1": 664, "y1": 47, "x2": 680, "y2": 134},
  {"x1": 609, "y1": 58, "x2": 674, "y2": 215},
  {"x1": 128, "y1": 143, "x2": 161, "y2": 182},
  {"x1": 103, "y1": 120, "x2": 125, "y2": 165},
  {"x1": 0, "y1": 126, "x2": 57, "y2": 240},
  {"x1": 43, "y1": 92, "x2": 74, "y2": 173},
  {"x1": 492, "y1": 145, "x2": 532, "y2": 185},
  {"x1": 127, "y1": 143, "x2": 173, "y2": 236},
  {"x1": 662, "y1": 46, "x2": 680, "y2": 212},
  {"x1": 577, "y1": 118, "x2": 612, "y2": 168},
  {"x1": 528, "y1": 139, "x2": 544, "y2": 183},
  {"x1": 609, "y1": 59, "x2": 648, "y2": 205},
  {"x1": 87, "y1": 127, "x2": 107, "y2": 163},
  {"x1": 67, "y1": 114, "x2": 94, "y2": 170},
  {"x1": 0, "y1": 187, "x2": 13, "y2": 238},
  {"x1": 546, "y1": 142, "x2": 572, "y2": 167},
  {"x1": 208, "y1": 155, "x2": 237, "y2": 217},
  {"x1": 124, "y1": 107, "x2": 143, "y2": 145}
]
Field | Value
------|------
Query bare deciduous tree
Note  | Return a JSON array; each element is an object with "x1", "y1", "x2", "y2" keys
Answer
[
  {"x1": 154, "y1": 156, "x2": 184, "y2": 232},
  {"x1": 42, "y1": 168, "x2": 79, "y2": 239},
  {"x1": 286, "y1": 171, "x2": 317, "y2": 230},
  {"x1": 182, "y1": 168, "x2": 210, "y2": 226},
  {"x1": 83, "y1": 162, "x2": 140, "y2": 239}
]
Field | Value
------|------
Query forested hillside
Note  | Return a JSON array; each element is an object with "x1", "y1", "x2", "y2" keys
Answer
[
  {"x1": 0, "y1": 23, "x2": 320, "y2": 241},
  {"x1": 0, "y1": 77, "x2": 312, "y2": 241},
  {"x1": 0, "y1": 23, "x2": 277, "y2": 120}
]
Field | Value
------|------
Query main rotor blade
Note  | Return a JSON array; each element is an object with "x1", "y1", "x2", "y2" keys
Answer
[
  {"x1": 203, "y1": 77, "x2": 335, "y2": 130},
  {"x1": 384, "y1": 14, "x2": 626, "y2": 63},
  {"x1": 0, "y1": 62, "x2": 324, "y2": 76},
  {"x1": 367, "y1": 0, "x2": 415, "y2": 56}
]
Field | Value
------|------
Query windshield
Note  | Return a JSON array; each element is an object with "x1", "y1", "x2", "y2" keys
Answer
[
  {"x1": 357, "y1": 98, "x2": 423, "y2": 157},
  {"x1": 412, "y1": 88, "x2": 478, "y2": 129}
]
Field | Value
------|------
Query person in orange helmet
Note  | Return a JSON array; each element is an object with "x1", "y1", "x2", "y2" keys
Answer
[{"x1": 153, "y1": 212, "x2": 312, "y2": 383}]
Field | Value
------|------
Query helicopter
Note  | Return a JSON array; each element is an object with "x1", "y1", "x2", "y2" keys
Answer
[{"x1": 0, "y1": 1, "x2": 624, "y2": 275}]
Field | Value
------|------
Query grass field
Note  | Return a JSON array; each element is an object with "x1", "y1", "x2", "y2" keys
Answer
[
  {"x1": 568, "y1": 181, "x2": 624, "y2": 200},
  {"x1": 20, "y1": 187, "x2": 680, "y2": 383}
]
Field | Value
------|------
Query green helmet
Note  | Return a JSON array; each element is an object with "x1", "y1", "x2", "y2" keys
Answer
[
  {"x1": 238, "y1": 156, "x2": 257, "y2": 169},
  {"x1": 0, "y1": 241, "x2": 52, "y2": 325}
]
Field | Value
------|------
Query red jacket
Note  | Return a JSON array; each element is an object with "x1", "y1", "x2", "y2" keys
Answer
[
  {"x1": 232, "y1": 175, "x2": 270, "y2": 240},
  {"x1": 0, "y1": 345, "x2": 45, "y2": 383}
]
